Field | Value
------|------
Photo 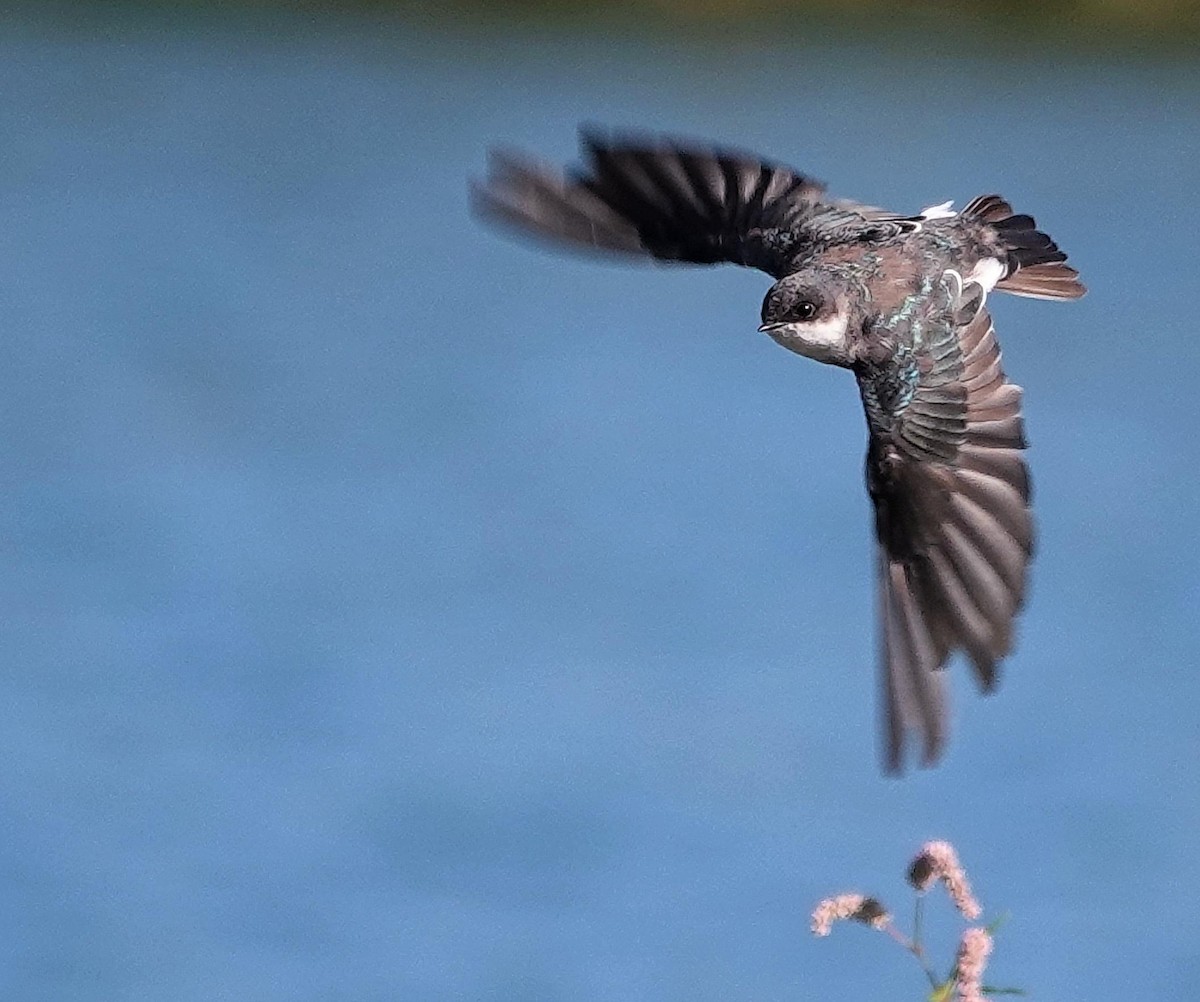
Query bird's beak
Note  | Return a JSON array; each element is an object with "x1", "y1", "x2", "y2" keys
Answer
[{"x1": 758, "y1": 322, "x2": 784, "y2": 333}]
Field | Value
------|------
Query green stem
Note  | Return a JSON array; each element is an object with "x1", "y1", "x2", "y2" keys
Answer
[
  {"x1": 912, "y1": 895, "x2": 938, "y2": 988},
  {"x1": 880, "y1": 900, "x2": 938, "y2": 989}
]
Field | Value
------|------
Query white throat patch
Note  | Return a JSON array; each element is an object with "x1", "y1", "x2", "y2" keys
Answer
[{"x1": 767, "y1": 309, "x2": 851, "y2": 365}]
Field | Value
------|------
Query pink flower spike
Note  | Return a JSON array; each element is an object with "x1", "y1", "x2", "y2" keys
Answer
[
  {"x1": 954, "y1": 927, "x2": 993, "y2": 1002},
  {"x1": 907, "y1": 840, "x2": 982, "y2": 920},
  {"x1": 810, "y1": 894, "x2": 889, "y2": 937}
]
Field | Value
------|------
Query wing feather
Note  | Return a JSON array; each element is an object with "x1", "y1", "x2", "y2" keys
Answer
[
  {"x1": 866, "y1": 297, "x2": 1034, "y2": 772},
  {"x1": 472, "y1": 128, "x2": 913, "y2": 277}
]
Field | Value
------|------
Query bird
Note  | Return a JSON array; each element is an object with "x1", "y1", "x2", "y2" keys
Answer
[{"x1": 470, "y1": 127, "x2": 1084, "y2": 773}]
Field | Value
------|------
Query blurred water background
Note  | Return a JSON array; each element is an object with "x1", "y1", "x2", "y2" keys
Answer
[{"x1": 1, "y1": 2, "x2": 1198, "y2": 999}]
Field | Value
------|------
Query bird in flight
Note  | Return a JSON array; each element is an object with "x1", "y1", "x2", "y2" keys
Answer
[{"x1": 471, "y1": 127, "x2": 1084, "y2": 773}]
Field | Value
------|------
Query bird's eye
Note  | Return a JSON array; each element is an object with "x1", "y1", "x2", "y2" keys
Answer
[{"x1": 794, "y1": 301, "x2": 817, "y2": 321}]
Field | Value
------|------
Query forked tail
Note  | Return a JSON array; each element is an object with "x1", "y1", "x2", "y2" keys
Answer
[{"x1": 962, "y1": 194, "x2": 1086, "y2": 301}]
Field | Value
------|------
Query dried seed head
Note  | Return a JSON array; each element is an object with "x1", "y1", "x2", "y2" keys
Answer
[
  {"x1": 907, "y1": 852, "x2": 936, "y2": 891},
  {"x1": 810, "y1": 894, "x2": 890, "y2": 937},
  {"x1": 954, "y1": 926, "x2": 993, "y2": 1002},
  {"x1": 907, "y1": 840, "x2": 982, "y2": 920},
  {"x1": 855, "y1": 897, "x2": 888, "y2": 927}
]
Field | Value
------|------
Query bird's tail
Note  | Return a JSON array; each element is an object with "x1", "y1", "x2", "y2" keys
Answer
[{"x1": 962, "y1": 194, "x2": 1086, "y2": 301}]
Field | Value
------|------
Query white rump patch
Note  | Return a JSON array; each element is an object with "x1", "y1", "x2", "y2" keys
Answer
[
  {"x1": 920, "y1": 200, "x2": 957, "y2": 220},
  {"x1": 966, "y1": 257, "x2": 1006, "y2": 293}
]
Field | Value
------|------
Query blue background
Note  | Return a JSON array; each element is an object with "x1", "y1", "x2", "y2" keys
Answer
[{"x1": 1, "y1": 6, "x2": 1197, "y2": 999}]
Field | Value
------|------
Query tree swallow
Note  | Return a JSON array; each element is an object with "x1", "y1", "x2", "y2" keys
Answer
[{"x1": 471, "y1": 128, "x2": 1084, "y2": 773}]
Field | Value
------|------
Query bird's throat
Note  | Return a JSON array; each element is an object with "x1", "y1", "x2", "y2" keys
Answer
[{"x1": 765, "y1": 312, "x2": 853, "y2": 366}]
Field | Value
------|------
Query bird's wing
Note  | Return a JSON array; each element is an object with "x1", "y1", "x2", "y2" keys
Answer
[
  {"x1": 472, "y1": 128, "x2": 913, "y2": 278},
  {"x1": 862, "y1": 282, "x2": 1033, "y2": 773}
]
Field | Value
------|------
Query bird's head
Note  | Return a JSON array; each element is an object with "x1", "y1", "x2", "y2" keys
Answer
[{"x1": 759, "y1": 272, "x2": 855, "y2": 367}]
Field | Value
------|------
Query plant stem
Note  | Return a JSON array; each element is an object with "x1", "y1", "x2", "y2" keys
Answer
[
  {"x1": 878, "y1": 911, "x2": 939, "y2": 988},
  {"x1": 900, "y1": 896, "x2": 939, "y2": 988}
]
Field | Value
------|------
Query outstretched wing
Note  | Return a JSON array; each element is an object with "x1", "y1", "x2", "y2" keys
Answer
[
  {"x1": 472, "y1": 128, "x2": 913, "y2": 278},
  {"x1": 864, "y1": 288, "x2": 1033, "y2": 773}
]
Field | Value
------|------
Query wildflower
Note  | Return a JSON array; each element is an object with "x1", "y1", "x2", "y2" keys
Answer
[
  {"x1": 954, "y1": 927, "x2": 993, "y2": 1002},
  {"x1": 907, "y1": 840, "x2": 982, "y2": 920},
  {"x1": 810, "y1": 894, "x2": 889, "y2": 937}
]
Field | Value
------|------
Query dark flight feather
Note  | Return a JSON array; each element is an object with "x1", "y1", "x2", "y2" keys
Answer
[
  {"x1": 865, "y1": 298, "x2": 1033, "y2": 772},
  {"x1": 472, "y1": 128, "x2": 918, "y2": 278}
]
